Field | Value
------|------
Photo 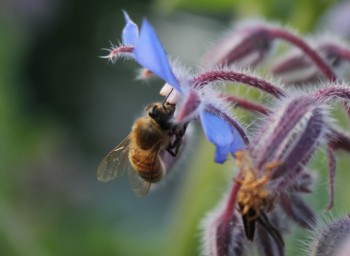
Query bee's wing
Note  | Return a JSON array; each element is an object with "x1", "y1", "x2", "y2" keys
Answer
[
  {"x1": 127, "y1": 146, "x2": 161, "y2": 197},
  {"x1": 127, "y1": 168, "x2": 151, "y2": 197},
  {"x1": 97, "y1": 136, "x2": 131, "y2": 182}
]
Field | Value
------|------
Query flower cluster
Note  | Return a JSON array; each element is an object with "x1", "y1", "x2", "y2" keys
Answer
[
  {"x1": 101, "y1": 11, "x2": 350, "y2": 256},
  {"x1": 202, "y1": 86, "x2": 350, "y2": 255}
]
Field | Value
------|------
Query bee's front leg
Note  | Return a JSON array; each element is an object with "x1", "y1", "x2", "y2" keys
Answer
[
  {"x1": 166, "y1": 139, "x2": 182, "y2": 157},
  {"x1": 166, "y1": 122, "x2": 189, "y2": 157},
  {"x1": 166, "y1": 135, "x2": 182, "y2": 157}
]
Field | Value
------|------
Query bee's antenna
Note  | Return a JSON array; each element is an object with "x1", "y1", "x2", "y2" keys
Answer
[{"x1": 163, "y1": 88, "x2": 174, "y2": 108}]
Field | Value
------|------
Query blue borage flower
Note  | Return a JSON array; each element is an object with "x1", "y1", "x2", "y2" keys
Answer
[{"x1": 104, "y1": 11, "x2": 248, "y2": 163}]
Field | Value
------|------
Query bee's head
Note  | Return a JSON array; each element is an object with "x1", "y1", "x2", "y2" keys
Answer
[{"x1": 145, "y1": 102, "x2": 176, "y2": 128}]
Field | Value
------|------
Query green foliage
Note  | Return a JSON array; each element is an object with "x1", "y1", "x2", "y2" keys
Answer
[{"x1": 153, "y1": 0, "x2": 333, "y2": 31}]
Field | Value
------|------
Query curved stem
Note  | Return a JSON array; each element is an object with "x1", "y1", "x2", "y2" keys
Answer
[
  {"x1": 327, "y1": 127, "x2": 350, "y2": 152},
  {"x1": 191, "y1": 70, "x2": 286, "y2": 98},
  {"x1": 313, "y1": 86, "x2": 350, "y2": 102},
  {"x1": 223, "y1": 171, "x2": 242, "y2": 221},
  {"x1": 220, "y1": 94, "x2": 270, "y2": 115},
  {"x1": 267, "y1": 28, "x2": 337, "y2": 82},
  {"x1": 320, "y1": 43, "x2": 350, "y2": 62}
]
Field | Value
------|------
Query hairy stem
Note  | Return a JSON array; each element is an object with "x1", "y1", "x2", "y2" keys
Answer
[
  {"x1": 267, "y1": 28, "x2": 337, "y2": 82},
  {"x1": 220, "y1": 94, "x2": 270, "y2": 115},
  {"x1": 191, "y1": 70, "x2": 285, "y2": 98}
]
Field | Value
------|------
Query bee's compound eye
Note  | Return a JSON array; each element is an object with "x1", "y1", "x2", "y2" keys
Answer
[{"x1": 148, "y1": 105, "x2": 158, "y2": 118}]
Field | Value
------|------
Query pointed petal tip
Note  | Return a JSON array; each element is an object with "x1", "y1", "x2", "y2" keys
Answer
[
  {"x1": 121, "y1": 10, "x2": 139, "y2": 46},
  {"x1": 122, "y1": 10, "x2": 132, "y2": 22},
  {"x1": 214, "y1": 145, "x2": 230, "y2": 164},
  {"x1": 134, "y1": 18, "x2": 183, "y2": 93}
]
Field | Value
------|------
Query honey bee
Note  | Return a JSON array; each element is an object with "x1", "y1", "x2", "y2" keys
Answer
[
  {"x1": 234, "y1": 150, "x2": 284, "y2": 247},
  {"x1": 97, "y1": 102, "x2": 187, "y2": 196}
]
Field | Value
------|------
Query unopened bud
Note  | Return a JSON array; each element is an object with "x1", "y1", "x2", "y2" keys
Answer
[{"x1": 308, "y1": 215, "x2": 350, "y2": 256}]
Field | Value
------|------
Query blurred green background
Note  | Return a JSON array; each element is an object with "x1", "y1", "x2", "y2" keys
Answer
[{"x1": 1, "y1": 0, "x2": 350, "y2": 255}]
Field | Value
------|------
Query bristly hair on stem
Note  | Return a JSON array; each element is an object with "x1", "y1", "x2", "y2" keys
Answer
[
  {"x1": 201, "y1": 20, "x2": 337, "y2": 82},
  {"x1": 307, "y1": 214, "x2": 350, "y2": 256},
  {"x1": 191, "y1": 69, "x2": 286, "y2": 98},
  {"x1": 272, "y1": 35, "x2": 350, "y2": 84}
]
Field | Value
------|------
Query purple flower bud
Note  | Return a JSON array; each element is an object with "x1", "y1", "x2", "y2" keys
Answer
[
  {"x1": 272, "y1": 49, "x2": 322, "y2": 84},
  {"x1": 199, "y1": 82, "x2": 350, "y2": 255},
  {"x1": 327, "y1": 127, "x2": 350, "y2": 152},
  {"x1": 272, "y1": 39, "x2": 350, "y2": 84},
  {"x1": 202, "y1": 22, "x2": 274, "y2": 68},
  {"x1": 255, "y1": 218, "x2": 284, "y2": 256},
  {"x1": 278, "y1": 192, "x2": 316, "y2": 229},
  {"x1": 250, "y1": 95, "x2": 326, "y2": 181},
  {"x1": 266, "y1": 28, "x2": 337, "y2": 82},
  {"x1": 201, "y1": 191, "x2": 249, "y2": 256},
  {"x1": 308, "y1": 215, "x2": 350, "y2": 256},
  {"x1": 202, "y1": 20, "x2": 336, "y2": 82},
  {"x1": 288, "y1": 168, "x2": 315, "y2": 193},
  {"x1": 336, "y1": 238, "x2": 350, "y2": 256}
]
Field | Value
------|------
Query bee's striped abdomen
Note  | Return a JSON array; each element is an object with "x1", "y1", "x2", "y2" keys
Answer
[{"x1": 129, "y1": 148, "x2": 164, "y2": 182}]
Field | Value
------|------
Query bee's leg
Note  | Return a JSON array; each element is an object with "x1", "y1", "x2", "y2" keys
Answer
[
  {"x1": 167, "y1": 139, "x2": 182, "y2": 157},
  {"x1": 166, "y1": 122, "x2": 189, "y2": 157},
  {"x1": 166, "y1": 148, "x2": 177, "y2": 157},
  {"x1": 176, "y1": 122, "x2": 189, "y2": 138},
  {"x1": 166, "y1": 137, "x2": 182, "y2": 157}
]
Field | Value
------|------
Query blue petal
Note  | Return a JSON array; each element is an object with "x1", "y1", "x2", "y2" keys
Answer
[
  {"x1": 229, "y1": 128, "x2": 246, "y2": 154},
  {"x1": 122, "y1": 11, "x2": 139, "y2": 46},
  {"x1": 200, "y1": 111, "x2": 234, "y2": 146},
  {"x1": 200, "y1": 111, "x2": 234, "y2": 163},
  {"x1": 214, "y1": 144, "x2": 230, "y2": 164},
  {"x1": 134, "y1": 19, "x2": 183, "y2": 93}
]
